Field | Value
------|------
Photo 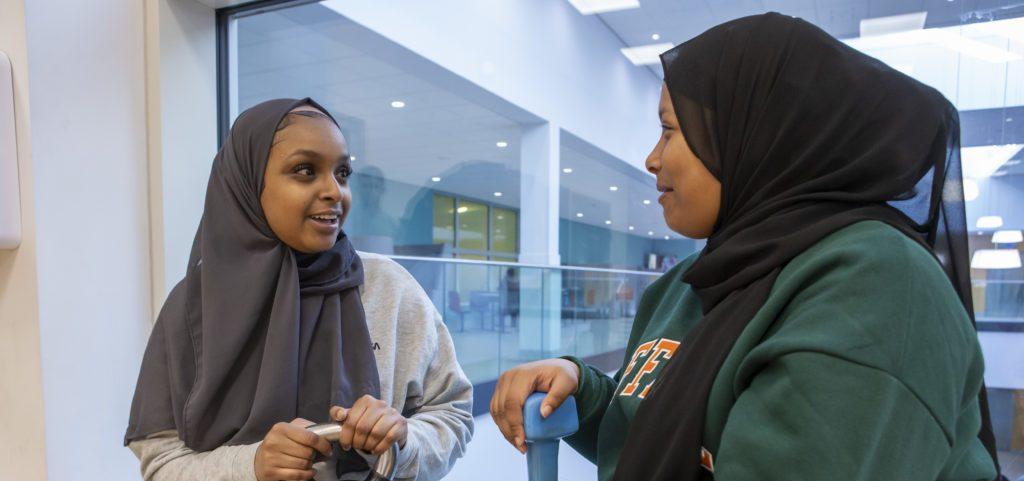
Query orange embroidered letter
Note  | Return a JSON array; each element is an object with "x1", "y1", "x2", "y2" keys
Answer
[
  {"x1": 614, "y1": 337, "x2": 655, "y2": 395},
  {"x1": 636, "y1": 339, "x2": 680, "y2": 398}
]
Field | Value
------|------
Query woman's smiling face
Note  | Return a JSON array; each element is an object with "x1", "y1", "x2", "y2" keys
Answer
[
  {"x1": 260, "y1": 106, "x2": 352, "y2": 253},
  {"x1": 645, "y1": 84, "x2": 721, "y2": 239}
]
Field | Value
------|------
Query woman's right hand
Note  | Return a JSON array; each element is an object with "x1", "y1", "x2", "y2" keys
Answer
[
  {"x1": 490, "y1": 358, "x2": 581, "y2": 454},
  {"x1": 255, "y1": 418, "x2": 332, "y2": 481}
]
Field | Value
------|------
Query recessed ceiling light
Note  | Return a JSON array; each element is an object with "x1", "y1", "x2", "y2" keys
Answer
[
  {"x1": 576, "y1": 212, "x2": 584, "y2": 218},
  {"x1": 628, "y1": 226, "x2": 635, "y2": 231},
  {"x1": 963, "y1": 178, "x2": 979, "y2": 201},
  {"x1": 648, "y1": 231, "x2": 654, "y2": 236},
  {"x1": 643, "y1": 200, "x2": 651, "y2": 205},
  {"x1": 971, "y1": 249, "x2": 1022, "y2": 269},
  {"x1": 609, "y1": 185, "x2": 619, "y2": 191},
  {"x1": 567, "y1": 0, "x2": 639, "y2": 15},
  {"x1": 390, "y1": 100, "x2": 406, "y2": 108},
  {"x1": 605, "y1": 220, "x2": 612, "y2": 225},
  {"x1": 992, "y1": 230, "x2": 1023, "y2": 244},
  {"x1": 562, "y1": 167, "x2": 573, "y2": 174},
  {"x1": 651, "y1": 33, "x2": 661, "y2": 40},
  {"x1": 457, "y1": 206, "x2": 469, "y2": 214},
  {"x1": 350, "y1": 155, "x2": 357, "y2": 161},
  {"x1": 977, "y1": 216, "x2": 1004, "y2": 229},
  {"x1": 431, "y1": 176, "x2": 441, "y2": 182},
  {"x1": 496, "y1": 141, "x2": 509, "y2": 148},
  {"x1": 493, "y1": 192, "x2": 503, "y2": 197},
  {"x1": 620, "y1": 43, "x2": 675, "y2": 66},
  {"x1": 664, "y1": 235, "x2": 670, "y2": 240}
]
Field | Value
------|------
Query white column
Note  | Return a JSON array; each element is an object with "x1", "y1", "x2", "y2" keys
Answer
[
  {"x1": 519, "y1": 122, "x2": 560, "y2": 266},
  {"x1": 518, "y1": 122, "x2": 561, "y2": 356}
]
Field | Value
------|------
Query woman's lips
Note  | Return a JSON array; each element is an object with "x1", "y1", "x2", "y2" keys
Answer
[
  {"x1": 658, "y1": 188, "x2": 673, "y2": 204},
  {"x1": 307, "y1": 216, "x2": 339, "y2": 234}
]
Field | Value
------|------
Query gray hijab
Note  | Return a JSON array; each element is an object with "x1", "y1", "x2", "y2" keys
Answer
[{"x1": 125, "y1": 98, "x2": 380, "y2": 469}]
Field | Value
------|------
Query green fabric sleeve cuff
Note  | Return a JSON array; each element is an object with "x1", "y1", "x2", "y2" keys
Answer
[{"x1": 560, "y1": 355, "x2": 606, "y2": 420}]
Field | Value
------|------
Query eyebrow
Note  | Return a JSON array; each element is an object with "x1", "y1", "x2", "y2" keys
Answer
[{"x1": 287, "y1": 149, "x2": 351, "y2": 165}]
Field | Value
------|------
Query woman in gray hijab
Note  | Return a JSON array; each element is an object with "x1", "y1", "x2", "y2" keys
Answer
[{"x1": 125, "y1": 98, "x2": 473, "y2": 481}]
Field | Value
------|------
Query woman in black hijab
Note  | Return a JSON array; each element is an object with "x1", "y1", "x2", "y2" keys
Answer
[
  {"x1": 492, "y1": 12, "x2": 999, "y2": 481},
  {"x1": 126, "y1": 99, "x2": 472, "y2": 481}
]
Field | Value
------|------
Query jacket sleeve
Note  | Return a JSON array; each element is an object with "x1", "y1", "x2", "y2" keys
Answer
[
  {"x1": 561, "y1": 356, "x2": 619, "y2": 464},
  {"x1": 127, "y1": 430, "x2": 260, "y2": 481},
  {"x1": 386, "y1": 272, "x2": 474, "y2": 481}
]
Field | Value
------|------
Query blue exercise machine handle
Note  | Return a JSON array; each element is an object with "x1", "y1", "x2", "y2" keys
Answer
[{"x1": 522, "y1": 392, "x2": 579, "y2": 481}]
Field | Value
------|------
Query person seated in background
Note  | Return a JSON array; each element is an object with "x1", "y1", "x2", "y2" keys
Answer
[{"x1": 125, "y1": 98, "x2": 472, "y2": 481}]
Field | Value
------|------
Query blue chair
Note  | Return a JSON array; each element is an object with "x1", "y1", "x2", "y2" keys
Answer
[{"x1": 522, "y1": 392, "x2": 579, "y2": 481}]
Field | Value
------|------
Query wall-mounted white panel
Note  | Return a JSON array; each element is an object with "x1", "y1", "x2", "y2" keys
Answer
[{"x1": 0, "y1": 50, "x2": 21, "y2": 250}]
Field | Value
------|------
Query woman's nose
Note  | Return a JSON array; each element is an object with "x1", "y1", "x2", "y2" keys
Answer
[
  {"x1": 645, "y1": 147, "x2": 661, "y2": 175},
  {"x1": 320, "y1": 177, "x2": 342, "y2": 202}
]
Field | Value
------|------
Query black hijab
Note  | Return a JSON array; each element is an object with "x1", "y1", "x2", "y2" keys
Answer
[
  {"x1": 125, "y1": 98, "x2": 380, "y2": 473},
  {"x1": 614, "y1": 13, "x2": 998, "y2": 480}
]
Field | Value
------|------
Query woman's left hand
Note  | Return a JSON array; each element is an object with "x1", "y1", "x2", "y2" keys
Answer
[{"x1": 330, "y1": 395, "x2": 408, "y2": 455}]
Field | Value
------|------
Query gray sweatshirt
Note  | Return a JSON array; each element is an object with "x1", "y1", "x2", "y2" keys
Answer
[{"x1": 128, "y1": 252, "x2": 474, "y2": 481}]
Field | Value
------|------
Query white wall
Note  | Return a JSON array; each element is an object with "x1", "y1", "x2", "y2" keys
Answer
[
  {"x1": 23, "y1": 0, "x2": 153, "y2": 479},
  {"x1": 153, "y1": 0, "x2": 218, "y2": 302},
  {"x1": 321, "y1": 0, "x2": 663, "y2": 172},
  {"x1": 0, "y1": 0, "x2": 49, "y2": 479}
]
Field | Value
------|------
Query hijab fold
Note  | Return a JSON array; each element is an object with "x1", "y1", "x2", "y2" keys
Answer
[
  {"x1": 613, "y1": 13, "x2": 998, "y2": 480},
  {"x1": 126, "y1": 98, "x2": 380, "y2": 474}
]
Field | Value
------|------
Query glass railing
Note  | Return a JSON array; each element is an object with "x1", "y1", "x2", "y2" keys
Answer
[
  {"x1": 972, "y1": 279, "x2": 1024, "y2": 332},
  {"x1": 390, "y1": 255, "x2": 662, "y2": 385},
  {"x1": 390, "y1": 257, "x2": 1024, "y2": 386}
]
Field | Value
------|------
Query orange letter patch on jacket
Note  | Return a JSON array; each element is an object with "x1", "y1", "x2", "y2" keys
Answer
[{"x1": 619, "y1": 338, "x2": 680, "y2": 399}]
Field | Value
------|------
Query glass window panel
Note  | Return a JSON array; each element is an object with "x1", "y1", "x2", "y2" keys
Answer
[
  {"x1": 490, "y1": 207, "x2": 517, "y2": 255},
  {"x1": 433, "y1": 195, "x2": 455, "y2": 247},
  {"x1": 231, "y1": 3, "x2": 522, "y2": 259},
  {"x1": 456, "y1": 200, "x2": 487, "y2": 253}
]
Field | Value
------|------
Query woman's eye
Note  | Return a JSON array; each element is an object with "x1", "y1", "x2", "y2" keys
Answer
[
  {"x1": 335, "y1": 168, "x2": 352, "y2": 179},
  {"x1": 293, "y1": 164, "x2": 315, "y2": 177}
]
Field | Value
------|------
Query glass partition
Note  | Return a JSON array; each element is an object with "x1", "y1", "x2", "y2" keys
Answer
[{"x1": 392, "y1": 256, "x2": 659, "y2": 384}]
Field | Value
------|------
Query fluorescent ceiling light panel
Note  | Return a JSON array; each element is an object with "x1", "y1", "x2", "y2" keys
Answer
[
  {"x1": 962, "y1": 144, "x2": 1023, "y2": 178},
  {"x1": 992, "y1": 230, "x2": 1023, "y2": 244},
  {"x1": 859, "y1": 11, "x2": 927, "y2": 37},
  {"x1": 970, "y1": 249, "x2": 1022, "y2": 269},
  {"x1": 567, "y1": 0, "x2": 639, "y2": 15},
  {"x1": 620, "y1": 43, "x2": 675, "y2": 66},
  {"x1": 961, "y1": 17, "x2": 1024, "y2": 44},
  {"x1": 845, "y1": 19, "x2": 1023, "y2": 64},
  {"x1": 931, "y1": 29, "x2": 1022, "y2": 63},
  {"x1": 977, "y1": 216, "x2": 1004, "y2": 229}
]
